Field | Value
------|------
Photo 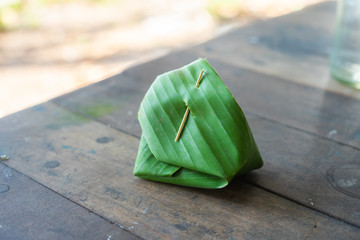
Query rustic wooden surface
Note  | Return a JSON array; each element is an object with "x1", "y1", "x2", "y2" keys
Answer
[
  {"x1": 1, "y1": 1, "x2": 360, "y2": 239},
  {"x1": 0, "y1": 162, "x2": 141, "y2": 240}
]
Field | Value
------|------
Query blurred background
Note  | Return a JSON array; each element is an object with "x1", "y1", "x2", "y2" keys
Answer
[{"x1": 1, "y1": 0, "x2": 326, "y2": 118}]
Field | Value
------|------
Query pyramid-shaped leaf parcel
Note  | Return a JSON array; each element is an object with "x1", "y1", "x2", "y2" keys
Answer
[{"x1": 134, "y1": 59, "x2": 263, "y2": 188}]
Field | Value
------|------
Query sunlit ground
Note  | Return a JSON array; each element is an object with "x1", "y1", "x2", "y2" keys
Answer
[{"x1": 0, "y1": 0, "x2": 326, "y2": 118}]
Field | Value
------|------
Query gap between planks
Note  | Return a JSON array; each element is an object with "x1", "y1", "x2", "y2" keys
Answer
[
  {"x1": 51, "y1": 100, "x2": 360, "y2": 229},
  {"x1": 200, "y1": 56, "x2": 360, "y2": 152},
  {"x1": 0, "y1": 162, "x2": 145, "y2": 240},
  {"x1": 243, "y1": 178, "x2": 360, "y2": 230},
  {"x1": 247, "y1": 111, "x2": 360, "y2": 152}
]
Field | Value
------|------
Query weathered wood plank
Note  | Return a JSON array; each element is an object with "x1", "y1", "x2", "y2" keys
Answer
[
  {"x1": 53, "y1": 53, "x2": 196, "y2": 138},
  {"x1": 120, "y1": 52, "x2": 360, "y2": 149},
  {"x1": 54, "y1": 50, "x2": 360, "y2": 150},
  {"x1": 0, "y1": 103, "x2": 359, "y2": 239},
  {"x1": 207, "y1": 58, "x2": 360, "y2": 150},
  {"x1": 0, "y1": 163, "x2": 141, "y2": 240},
  {"x1": 51, "y1": 52, "x2": 360, "y2": 226},
  {"x1": 247, "y1": 114, "x2": 360, "y2": 225},
  {"x1": 186, "y1": 1, "x2": 360, "y2": 100}
]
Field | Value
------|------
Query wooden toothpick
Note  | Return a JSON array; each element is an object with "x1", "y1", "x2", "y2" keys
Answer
[
  {"x1": 195, "y1": 68, "x2": 205, "y2": 87},
  {"x1": 175, "y1": 69, "x2": 205, "y2": 142},
  {"x1": 174, "y1": 107, "x2": 190, "y2": 142}
]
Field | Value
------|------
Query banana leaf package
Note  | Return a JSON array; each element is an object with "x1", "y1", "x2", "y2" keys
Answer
[{"x1": 133, "y1": 59, "x2": 263, "y2": 188}]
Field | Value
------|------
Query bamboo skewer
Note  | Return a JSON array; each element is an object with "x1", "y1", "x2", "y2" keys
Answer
[
  {"x1": 174, "y1": 107, "x2": 190, "y2": 142},
  {"x1": 175, "y1": 69, "x2": 205, "y2": 142},
  {"x1": 195, "y1": 68, "x2": 205, "y2": 87}
]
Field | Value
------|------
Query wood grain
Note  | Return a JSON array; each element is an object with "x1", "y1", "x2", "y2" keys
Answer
[
  {"x1": 54, "y1": 48, "x2": 360, "y2": 150},
  {"x1": 2, "y1": 2, "x2": 360, "y2": 239},
  {"x1": 0, "y1": 103, "x2": 359, "y2": 239},
  {"x1": 208, "y1": 58, "x2": 360, "y2": 150},
  {"x1": 187, "y1": 1, "x2": 360, "y2": 100},
  {"x1": 0, "y1": 163, "x2": 140, "y2": 240},
  {"x1": 118, "y1": 52, "x2": 360, "y2": 149},
  {"x1": 52, "y1": 52, "x2": 360, "y2": 226}
]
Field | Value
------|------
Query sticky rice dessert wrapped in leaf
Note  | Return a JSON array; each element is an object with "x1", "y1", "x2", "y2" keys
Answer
[{"x1": 133, "y1": 59, "x2": 263, "y2": 188}]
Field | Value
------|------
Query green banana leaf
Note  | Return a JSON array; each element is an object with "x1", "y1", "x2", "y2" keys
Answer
[{"x1": 133, "y1": 58, "x2": 263, "y2": 188}]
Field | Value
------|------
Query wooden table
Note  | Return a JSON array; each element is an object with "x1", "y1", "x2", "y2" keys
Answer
[{"x1": 1, "y1": 1, "x2": 360, "y2": 239}]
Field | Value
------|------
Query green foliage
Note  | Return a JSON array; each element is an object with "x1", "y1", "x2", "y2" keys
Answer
[
  {"x1": 0, "y1": 0, "x2": 22, "y2": 30},
  {"x1": 206, "y1": 0, "x2": 247, "y2": 21},
  {"x1": 0, "y1": 0, "x2": 116, "y2": 31}
]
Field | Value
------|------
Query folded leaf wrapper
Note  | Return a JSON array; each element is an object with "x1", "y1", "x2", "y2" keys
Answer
[{"x1": 134, "y1": 59, "x2": 263, "y2": 188}]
